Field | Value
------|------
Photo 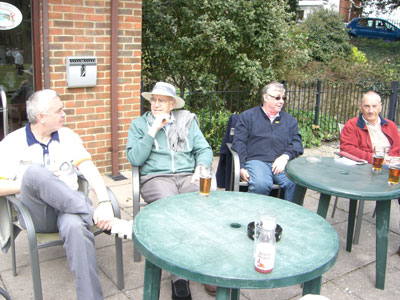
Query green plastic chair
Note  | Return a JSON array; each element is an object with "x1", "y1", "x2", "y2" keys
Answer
[{"x1": 3, "y1": 177, "x2": 124, "y2": 300}]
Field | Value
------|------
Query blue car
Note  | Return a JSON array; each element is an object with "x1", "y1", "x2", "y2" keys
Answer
[{"x1": 346, "y1": 17, "x2": 400, "y2": 41}]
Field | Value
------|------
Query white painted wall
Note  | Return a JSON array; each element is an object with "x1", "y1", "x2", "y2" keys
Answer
[{"x1": 298, "y1": 0, "x2": 341, "y2": 20}]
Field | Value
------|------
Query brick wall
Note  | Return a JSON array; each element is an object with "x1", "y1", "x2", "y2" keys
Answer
[
  {"x1": 339, "y1": 0, "x2": 361, "y2": 22},
  {"x1": 43, "y1": 0, "x2": 142, "y2": 174}
]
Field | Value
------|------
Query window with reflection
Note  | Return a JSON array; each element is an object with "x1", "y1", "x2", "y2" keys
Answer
[{"x1": 0, "y1": 0, "x2": 33, "y2": 139}]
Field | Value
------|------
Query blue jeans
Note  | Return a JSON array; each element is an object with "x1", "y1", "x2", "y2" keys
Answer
[{"x1": 245, "y1": 160, "x2": 296, "y2": 201}]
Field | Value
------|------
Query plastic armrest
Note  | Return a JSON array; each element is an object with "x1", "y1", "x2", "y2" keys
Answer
[
  {"x1": 226, "y1": 143, "x2": 242, "y2": 191},
  {"x1": 132, "y1": 167, "x2": 140, "y2": 218},
  {"x1": 4, "y1": 195, "x2": 38, "y2": 247},
  {"x1": 106, "y1": 187, "x2": 121, "y2": 219}
]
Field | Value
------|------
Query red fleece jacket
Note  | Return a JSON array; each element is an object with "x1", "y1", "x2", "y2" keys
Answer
[{"x1": 340, "y1": 114, "x2": 400, "y2": 164}]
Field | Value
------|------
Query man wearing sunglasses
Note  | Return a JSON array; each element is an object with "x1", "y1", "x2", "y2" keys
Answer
[{"x1": 232, "y1": 81, "x2": 303, "y2": 201}]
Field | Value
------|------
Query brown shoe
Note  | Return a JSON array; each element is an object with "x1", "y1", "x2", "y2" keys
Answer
[{"x1": 204, "y1": 284, "x2": 217, "y2": 296}]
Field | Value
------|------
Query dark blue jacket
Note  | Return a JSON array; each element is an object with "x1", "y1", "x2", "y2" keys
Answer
[{"x1": 232, "y1": 106, "x2": 303, "y2": 168}]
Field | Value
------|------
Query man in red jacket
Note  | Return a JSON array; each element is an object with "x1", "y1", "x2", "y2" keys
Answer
[
  {"x1": 340, "y1": 91, "x2": 400, "y2": 163},
  {"x1": 340, "y1": 90, "x2": 400, "y2": 255}
]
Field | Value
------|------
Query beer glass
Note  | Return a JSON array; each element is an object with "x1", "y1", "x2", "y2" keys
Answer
[
  {"x1": 372, "y1": 146, "x2": 387, "y2": 172},
  {"x1": 388, "y1": 157, "x2": 400, "y2": 185},
  {"x1": 199, "y1": 165, "x2": 212, "y2": 197}
]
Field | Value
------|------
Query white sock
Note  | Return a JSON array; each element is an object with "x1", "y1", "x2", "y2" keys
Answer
[{"x1": 111, "y1": 218, "x2": 133, "y2": 240}]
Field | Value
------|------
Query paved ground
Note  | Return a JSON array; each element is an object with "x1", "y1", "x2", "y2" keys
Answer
[{"x1": 1, "y1": 143, "x2": 400, "y2": 300}]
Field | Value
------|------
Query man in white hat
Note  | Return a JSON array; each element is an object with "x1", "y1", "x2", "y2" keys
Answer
[{"x1": 126, "y1": 82, "x2": 214, "y2": 300}]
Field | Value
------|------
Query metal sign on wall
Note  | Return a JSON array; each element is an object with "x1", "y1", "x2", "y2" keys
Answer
[
  {"x1": 66, "y1": 57, "x2": 97, "y2": 88},
  {"x1": 0, "y1": 2, "x2": 22, "y2": 30}
]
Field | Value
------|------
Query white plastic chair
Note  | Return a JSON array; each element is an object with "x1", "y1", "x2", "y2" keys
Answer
[{"x1": 332, "y1": 123, "x2": 372, "y2": 244}]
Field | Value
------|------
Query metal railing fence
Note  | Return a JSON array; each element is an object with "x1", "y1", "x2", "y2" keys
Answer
[{"x1": 141, "y1": 80, "x2": 400, "y2": 152}]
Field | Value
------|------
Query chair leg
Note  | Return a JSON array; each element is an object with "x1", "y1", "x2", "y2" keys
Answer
[
  {"x1": 107, "y1": 187, "x2": 125, "y2": 290},
  {"x1": 6, "y1": 200, "x2": 17, "y2": 277},
  {"x1": 27, "y1": 234, "x2": 43, "y2": 300},
  {"x1": 10, "y1": 227, "x2": 17, "y2": 277},
  {"x1": 0, "y1": 287, "x2": 11, "y2": 300},
  {"x1": 134, "y1": 245, "x2": 142, "y2": 262},
  {"x1": 115, "y1": 236, "x2": 125, "y2": 290},
  {"x1": 353, "y1": 200, "x2": 365, "y2": 244},
  {"x1": 331, "y1": 196, "x2": 339, "y2": 218}
]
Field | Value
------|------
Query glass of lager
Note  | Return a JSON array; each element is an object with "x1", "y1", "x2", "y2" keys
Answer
[
  {"x1": 372, "y1": 146, "x2": 387, "y2": 172},
  {"x1": 388, "y1": 157, "x2": 400, "y2": 185},
  {"x1": 199, "y1": 165, "x2": 212, "y2": 197}
]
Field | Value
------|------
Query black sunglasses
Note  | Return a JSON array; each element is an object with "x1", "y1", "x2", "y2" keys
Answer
[{"x1": 267, "y1": 94, "x2": 286, "y2": 101}]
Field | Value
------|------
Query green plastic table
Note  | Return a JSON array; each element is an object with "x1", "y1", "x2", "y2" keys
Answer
[
  {"x1": 133, "y1": 191, "x2": 339, "y2": 300},
  {"x1": 286, "y1": 157, "x2": 400, "y2": 290}
]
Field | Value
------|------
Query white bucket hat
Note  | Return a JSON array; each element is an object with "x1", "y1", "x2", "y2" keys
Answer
[{"x1": 141, "y1": 82, "x2": 185, "y2": 109}]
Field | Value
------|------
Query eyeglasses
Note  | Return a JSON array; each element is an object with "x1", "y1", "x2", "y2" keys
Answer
[
  {"x1": 267, "y1": 94, "x2": 286, "y2": 101},
  {"x1": 150, "y1": 98, "x2": 170, "y2": 105}
]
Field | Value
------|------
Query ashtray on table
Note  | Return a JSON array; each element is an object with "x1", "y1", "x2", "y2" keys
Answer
[{"x1": 247, "y1": 222, "x2": 283, "y2": 242}]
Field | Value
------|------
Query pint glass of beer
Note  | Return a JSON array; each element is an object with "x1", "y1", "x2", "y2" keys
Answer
[
  {"x1": 372, "y1": 146, "x2": 387, "y2": 172},
  {"x1": 199, "y1": 165, "x2": 212, "y2": 197},
  {"x1": 388, "y1": 157, "x2": 400, "y2": 185}
]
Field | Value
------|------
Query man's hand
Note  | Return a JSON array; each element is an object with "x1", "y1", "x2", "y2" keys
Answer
[
  {"x1": 93, "y1": 202, "x2": 114, "y2": 231},
  {"x1": 240, "y1": 168, "x2": 250, "y2": 182},
  {"x1": 148, "y1": 113, "x2": 171, "y2": 137},
  {"x1": 272, "y1": 154, "x2": 290, "y2": 175},
  {"x1": 190, "y1": 165, "x2": 201, "y2": 184}
]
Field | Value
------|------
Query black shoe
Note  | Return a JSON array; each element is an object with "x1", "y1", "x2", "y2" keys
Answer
[
  {"x1": 397, "y1": 246, "x2": 400, "y2": 256},
  {"x1": 204, "y1": 284, "x2": 217, "y2": 296},
  {"x1": 171, "y1": 279, "x2": 191, "y2": 300}
]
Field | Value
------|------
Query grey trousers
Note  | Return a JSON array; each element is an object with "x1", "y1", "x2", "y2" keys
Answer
[
  {"x1": 141, "y1": 173, "x2": 199, "y2": 283},
  {"x1": 140, "y1": 173, "x2": 199, "y2": 204},
  {"x1": 19, "y1": 164, "x2": 103, "y2": 300}
]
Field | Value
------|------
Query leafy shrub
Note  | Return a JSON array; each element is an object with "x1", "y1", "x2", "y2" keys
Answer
[
  {"x1": 142, "y1": 0, "x2": 308, "y2": 93},
  {"x1": 351, "y1": 46, "x2": 367, "y2": 64},
  {"x1": 289, "y1": 108, "x2": 339, "y2": 148},
  {"x1": 299, "y1": 9, "x2": 352, "y2": 63},
  {"x1": 197, "y1": 109, "x2": 232, "y2": 153}
]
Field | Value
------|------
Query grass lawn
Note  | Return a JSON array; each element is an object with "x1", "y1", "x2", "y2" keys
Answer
[
  {"x1": 351, "y1": 38, "x2": 400, "y2": 63},
  {"x1": 0, "y1": 64, "x2": 29, "y2": 100}
]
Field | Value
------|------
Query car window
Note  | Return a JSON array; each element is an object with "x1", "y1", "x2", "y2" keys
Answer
[
  {"x1": 385, "y1": 22, "x2": 396, "y2": 31},
  {"x1": 358, "y1": 19, "x2": 369, "y2": 27},
  {"x1": 358, "y1": 19, "x2": 374, "y2": 28},
  {"x1": 375, "y1": 20, "x2": 385, "y2": 29}
]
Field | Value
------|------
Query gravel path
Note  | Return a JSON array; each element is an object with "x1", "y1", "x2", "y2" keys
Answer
[{"x1": 303, "y1": 141, "x2": 340, "y2": 158}]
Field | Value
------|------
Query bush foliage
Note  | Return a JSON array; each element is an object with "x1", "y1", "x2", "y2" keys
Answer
[
  {"x1": 298, "y1": 9, "x2": 352, "y2": 64},
  {"x1": 142, "y1": 0, "x2": 309, "y2": 93}
]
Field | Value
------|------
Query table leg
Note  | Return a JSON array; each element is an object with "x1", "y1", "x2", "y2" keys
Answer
[
  {"x1": 375, "y1": 200, "x2": 391, "y2": 290},
  {"x1": 216, "y1": 286, "x2": 231, "y2": 300},
  {"x1": 316, "y1": 193, "x2": 331, "y2": 218},
  {"x1": 230, "y1": 288, "x2": 240, "y2": 300},
  {"x1": 353, "y1": 200, "x2": 365, "y2": 244},
  {"x1": 302, "y1": 276, "x2": 322, "y2": 295},
  {"x1": 143, "y1": 259, "x2": 161, "y2": 300},
  {"x1": 292, "y1": 185, "x2": 307, "y2": 206},
  {"x1": 346, "y1": 199, "x2": 358, "y2": 252}
]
